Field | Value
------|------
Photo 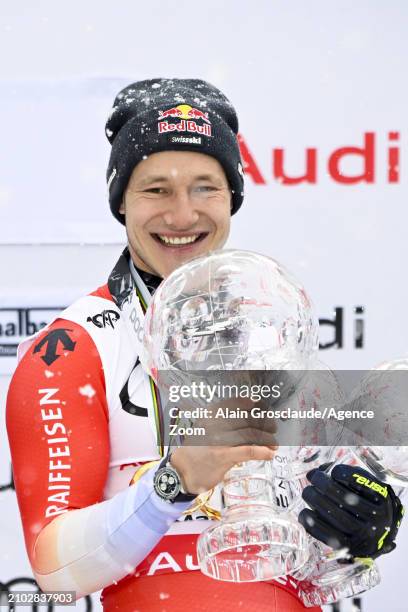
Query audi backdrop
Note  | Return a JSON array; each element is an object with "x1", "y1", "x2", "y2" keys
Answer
[{"x1": 1, "y1": 1, "x2": 407, "y2": 610}]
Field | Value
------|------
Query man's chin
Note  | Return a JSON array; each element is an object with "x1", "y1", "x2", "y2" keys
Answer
[
  {"x1": 129, "y1": 235, "x2": 224, "y2": 279},
  {"x1": 162, "y1": 245, "x2": 216, "y2": 277},
  {"x1": 152, "y1": 240, "x2": 214, "y2": 276}
]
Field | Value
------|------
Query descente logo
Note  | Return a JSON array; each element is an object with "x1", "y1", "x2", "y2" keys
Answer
[{"x1": 238, "y1": 131, "x2": 400, "y2": 184}]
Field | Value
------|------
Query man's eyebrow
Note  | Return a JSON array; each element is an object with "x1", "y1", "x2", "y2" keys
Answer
[
  {"x1": 137, "y1": 175, "x2": 168, "y2": 187},
  {"x1": 136, "y1": 173, "x2": 227, "y2": 187},
  {"x1": 194, "y1": 174, "x2": 224, "y2": 183}
]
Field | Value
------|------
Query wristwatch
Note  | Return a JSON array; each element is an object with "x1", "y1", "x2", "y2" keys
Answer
[{"x1": 153, "y1": 455, "x2": 197, "y2": 503}]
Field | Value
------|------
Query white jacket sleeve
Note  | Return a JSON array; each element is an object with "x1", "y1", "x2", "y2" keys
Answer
[{"x1": 33, "y1": 468, "x2": 191, "y2": 599}]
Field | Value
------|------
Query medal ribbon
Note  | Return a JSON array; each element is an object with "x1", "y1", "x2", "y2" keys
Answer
[{"x1": 134, "y1": 282, "x2": 165, "y2": 458}]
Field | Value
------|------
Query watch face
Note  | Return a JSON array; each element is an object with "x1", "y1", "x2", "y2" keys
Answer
[{"x1": 154, "y1": 467, "x2": 181, "y2": 500}]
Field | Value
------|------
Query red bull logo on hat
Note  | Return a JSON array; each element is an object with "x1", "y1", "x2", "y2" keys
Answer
[{"x1": 158, "y1": 104, "x2": 212, "y2": 137}]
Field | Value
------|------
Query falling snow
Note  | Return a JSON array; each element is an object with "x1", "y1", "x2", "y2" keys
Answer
[
  {"x1": 79, "y1": 384, "x2": 96, "y2": 398},
  {"x1": 345, "y1": 492, "x2": 359, "y2": 506},
  {"x1": 108, "y1": 105, "x2": 118, "y2": 119}
]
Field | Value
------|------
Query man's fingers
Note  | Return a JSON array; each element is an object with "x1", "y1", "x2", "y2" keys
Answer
[
  {"x1": 308, "y1": 467, "x2": 380, "y2": 520},
  {"x1": 226, "y1": 445, "x2": 276, "y2": 465},
  {"x1": 298, "y1": 508, "x2": 351, "y2": 551},
  {"x1": 302, "y1": 485, "x2": 363, "y2": 534},
  {"x1": 190, "y1": 422, "x2": 278, "y2": 446}
]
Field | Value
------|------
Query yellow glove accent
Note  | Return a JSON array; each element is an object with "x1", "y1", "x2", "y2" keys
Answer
[
  {"x1": 377, "y1": 527, "x2": 390, "y2": 550},
  {"x1": 354, "y1": 557, "x2": 374, "y2": 568}
]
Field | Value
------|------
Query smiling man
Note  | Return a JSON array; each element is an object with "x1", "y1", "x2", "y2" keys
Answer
[
  {"x1": 7, "y1": 79, "x2": 402, "y2": 612},
  {"x1": 120, "y1": 150, "x2": 232, "y2": 278},
  {"x1": 7, "y1": 78, "x2": 289, "y2": 612}
]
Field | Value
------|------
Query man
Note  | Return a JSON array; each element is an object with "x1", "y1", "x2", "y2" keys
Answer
[{"x1": 6, "y1": 79, "x2": 403, "y2": 611}]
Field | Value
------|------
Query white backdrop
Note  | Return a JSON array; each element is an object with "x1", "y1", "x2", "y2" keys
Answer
[{"x1": 1, "y1": 1, "x2": 408, "y2": 610}]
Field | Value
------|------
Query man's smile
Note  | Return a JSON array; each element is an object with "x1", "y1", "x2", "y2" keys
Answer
[{"x1": 152, "y1": 232, "x2": 209, "y2": 248}]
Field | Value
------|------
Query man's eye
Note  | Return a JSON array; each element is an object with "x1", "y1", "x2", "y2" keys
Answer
[
  {"x1": 144, "y1": 187, "x2": 166, "y2": 194},
  {"x1": 194, "y1": 185, "x2": 217, "y2": 192}
]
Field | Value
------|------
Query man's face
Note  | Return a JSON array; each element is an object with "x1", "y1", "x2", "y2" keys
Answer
[{"x1": 120, "y1": 151, "x2": 232, "y2": 278}]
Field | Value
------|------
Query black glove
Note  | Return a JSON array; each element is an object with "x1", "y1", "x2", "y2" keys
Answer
[{"x1": 298, "y1": 463, "x2": 404, "y2": 559}]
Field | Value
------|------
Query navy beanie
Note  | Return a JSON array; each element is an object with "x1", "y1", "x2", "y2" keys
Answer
[{"x1": 105, "y1": 78, "x2": 244, "y2": 224}]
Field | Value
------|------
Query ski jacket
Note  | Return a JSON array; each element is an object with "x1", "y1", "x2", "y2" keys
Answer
[{"x1": 6, "y1": 248, "x2": 319, "y2": 612}]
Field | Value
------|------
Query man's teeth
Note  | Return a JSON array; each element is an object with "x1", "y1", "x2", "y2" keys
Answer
[{"x1": 158, "y1": 234, "x2": 200, "y2": 245}]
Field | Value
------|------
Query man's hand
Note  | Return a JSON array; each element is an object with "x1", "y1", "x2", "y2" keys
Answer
[
  {"x1": 169, "y1": 395, "x2": 279, "y2": 447},
  {"x1": 298, "y1": 464, "x2": 404, "y2": 559},
  {"x1": 168, "y1": 395, "x2": 278, "y2": 495},
  {"x1": 170, "y1": 445, "x2": 276, "y2": 495}
]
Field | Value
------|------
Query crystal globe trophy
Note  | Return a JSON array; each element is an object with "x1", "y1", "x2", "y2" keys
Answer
[
  {"x1": 295, "y1": 455, "x2": 382, "y2": 607},
  {"x1": 348, "y1": 358, "x2": 408, "y2": 487},
  {"x1": 271, "y1": 362, "x2": 345, "y2": 537},
  {"x1": 273, "y1": 362, "x2": 345, "y2": 486},
  {"x1": 263, "y1": 364, "x2": 375, "y2": 606},
  {"x1": 297, "y1": 552, "x2": 381, "y2": 608},
  {"x1": 296, "y1": 358, "x2": 408, "y2": 606},
  {"x1": 141, "y1": 249, "x2": 319, "y2": 582}
]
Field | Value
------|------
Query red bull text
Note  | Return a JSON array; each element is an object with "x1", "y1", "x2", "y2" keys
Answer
[
  {"x1": 158, "y1": 119, "x2": 211, "y2": 136},
  {"x1": 158, "y1": 105, "x2": 212, "y2": 137}
]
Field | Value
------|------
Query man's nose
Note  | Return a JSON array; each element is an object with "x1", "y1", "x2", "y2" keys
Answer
[{"x1": 162, "y1": 191, "x2": 200, "y2": 228}]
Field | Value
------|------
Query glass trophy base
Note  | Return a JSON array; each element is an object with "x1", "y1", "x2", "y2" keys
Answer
[
  {"x1": 298, "y1": 557, "x2": 381, "y2": 607},
  {"x1": 197, "y1": 504, "x2": 309, "y2": 582}
]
